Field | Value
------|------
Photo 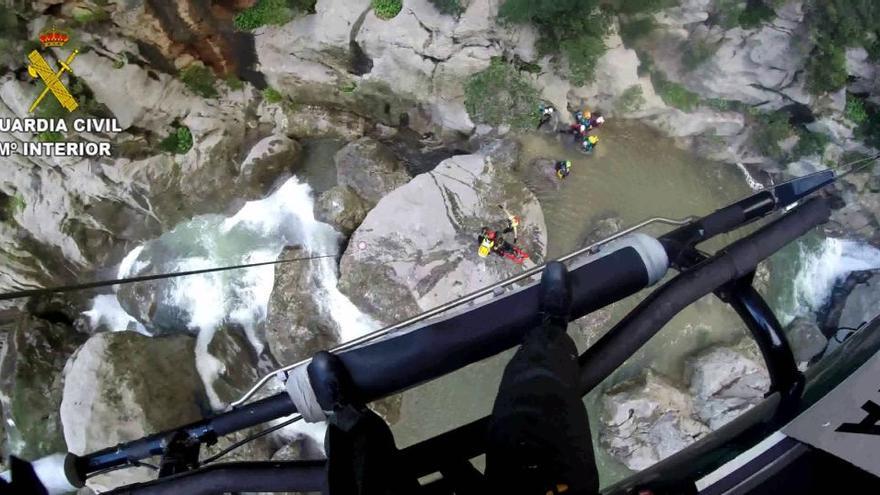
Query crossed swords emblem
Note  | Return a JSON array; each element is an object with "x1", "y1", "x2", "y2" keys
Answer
[{"x1": 27, "y1": 49, "x2": 79, "y2": 114}]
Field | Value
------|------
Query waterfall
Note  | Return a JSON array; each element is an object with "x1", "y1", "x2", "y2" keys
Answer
[
  {"x1": 778, "y1": 237, "x2": 880, "y2": 325},
  {"x1": 83, "y1": 177, "x2": 377, "y2": 410}
]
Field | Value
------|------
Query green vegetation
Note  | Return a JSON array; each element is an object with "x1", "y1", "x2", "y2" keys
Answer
[
  {"x1": 616, "y1": 85, "x2": 646, "y2": 114},
  {"x1": 1, "y1": 192, "x2": 26, "y2": 222},
  {"x1": 616, "y1": 0, "x2": 677, "y2": 15},
  {"x1": 681, "y1": 38, "x2": 719, "y2": 71},
  {"x1": 651, "y1": 72, "x2": 701, "y2": 111},
  {"x1": 464, "y1": 57, "x2": 541, "y2": 130},
  {"x1": 806, "y1": 42, "x2": 847, "y2": 95},
  {"x1": 804, "y1": 0, "x2": 880, "y2": 94},
  {"x1": 0, "y1": 7, "x2": 26, "y2": 67},
  {"x1": 34, "y1": 95, "x2": 67, "y2": 120},
  {"x1": 179, "y1": 65, "x2": 218, "y2": 98},
  {"x1": 339, "y1": 81, "x2": 358, "y2": 93},
  {"x1": 738, "y1": 1, "x2": 777, "y2": 28},
  {"x1": 372, "y1": 0, "x2": 403, "y2": 19},
  {"x1": 752, "y1": 112, "x2": 795, "y2": 160},
  {"x1": 619, "y1": 17, "x2": 657, "y2": 46},
  {"x1": 511, "y1": 54, "x2": 542, "y2": 74},
  {"x1": 225, "y1": 76, "x2": 245, "y2": 90},
  {"x1": 846, "y1": 95, "x2": 869, "y2": 124},
  {"x1": 429, "y1": 0, "x2": 463, "y2": 17},
  {"x1": 30, "y1": 76, "x2": 107, "y2": 119},
  {"x1": 703, "y1": 98, "x2": 750, "y2": 113},
  {"x1": 112, "y1": 55, "x2": 127, "y2": 69},
  {"x1": 37, "y1": 131, "x2": 64, "y2": 142},
  {"x1": 159, "y1": 125, "x2": 194, "y2": 155},
  {"x1": 714, "y1": 0, "x2": 780, "y2": 29},
  {"x1": 71, "y1": 6, "x2": 110, "y2": 25},
  {"x1": 852, "y1": 97, "x2": 880, "y2": 149},
  {"x1": 234, "y1": 0, "x2": 296, "y2": 31},
  {"x1": 793, "y1": 129, "x2": 830, "y2": 159},
  {"x1": 499, "y1": 0, "x2": 609, "y2": 86},
  {"x1": 262, "y1": 87, "x2": 284, "y2": 103}
]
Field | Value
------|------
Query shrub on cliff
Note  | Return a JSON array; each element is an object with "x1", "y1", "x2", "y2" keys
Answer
[
  {"x1": 616, "y1": 85, "x2": 646, "y2": 114},
  {"x1": 372, "y1": 0, "x2": 403, "y2": 19},
  {"x1": 752, "y1": 113, "x2": 794, "y2": 161},
  {"x1": 180, "y1": 65, "x2": 218, "y2": 99},
  {"x1": 805, "y1": 0, "x2": 880, "y2": 94},
  {"x1": 160, "y1": 125, "x2": 194, "y2": 155},
  {"x1": 651, "y1": 72, "x2": 700, "y2": 111},
  {"x1": 852, "y1": 96, "x2": 880, "y2": 149},
  {"x1": 499, "y1": 0, "x2": 609, "y2": 85},
  {"x1": 262, "y1": 87, "x2": 284, "y2": 103},
  {"x1": 464, "y1": 58, "x2": 540, "y2": 130},
  {"x1": 234, "y1": 0, "x2": 315, "y2": 31},
  {"x1": 806, "y1": 39, "x2": 848, "y2": 95}
]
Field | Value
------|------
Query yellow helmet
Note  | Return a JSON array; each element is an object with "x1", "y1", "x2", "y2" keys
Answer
[{"x1": 588, "y1": 135, "x2": 599, "y2": 145}]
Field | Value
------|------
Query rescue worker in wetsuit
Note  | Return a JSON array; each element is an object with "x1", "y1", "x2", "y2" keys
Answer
[
  {"x1": 556, "y1": 160, "x2": 572, "y2": 180},
  {"x1": 538, "y1": 104, "x2": 556, "y2": 130},
  {"x1": 499, "y1": 205, "x2": 521, "y2": 243},
  {"x1": 307, "y1": 262, "x2": 599, "y2": 494},
  {"x1": 477, "y1": 227, "x2": 497, "y2": 258},
  {"x1": 582, "y1": 135, "x2": 599, "y2": 153}
]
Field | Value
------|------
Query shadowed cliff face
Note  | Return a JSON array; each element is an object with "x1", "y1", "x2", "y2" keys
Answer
[{"x1": 118, "y1": 0, "x2": 258, "y2": 77}]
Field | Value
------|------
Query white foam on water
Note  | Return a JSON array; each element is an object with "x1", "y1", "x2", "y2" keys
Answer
[
  {"x1": 784, "y1": 237, "x2": 880, "y2": 324},
  {"x1": 82, "y1": 294, "x2": 148, "y2": 335},
  {"x1": 117, "y1": 245, "x2": 146, "y2": 278},
  {"x1": 736, "y1": 163, "x2": 764, "y2": 192}
]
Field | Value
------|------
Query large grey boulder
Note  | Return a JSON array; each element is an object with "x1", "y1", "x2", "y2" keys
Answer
[
  {"x1": 60, "y1": 332, "x2": 206, "y2": 490},
  {"x1": 0, "y1": 312, "x2": 85, "y2": 459},
  {"x1": 206, "y1": 324, "x2": 264, "y2": 407},
  {"x1": 335, "y1": 138, "x2": 410, "y2": 206},
  {"x1": 237, "y1": 134, "x2": 303, "y2": 197},
  {"x1": 265, "y1": 246, "x2": 342, "y2": 365},
  {"x1": 644, "y1": 1, "x2": 813, "y2": 109},
  {"x1": 600, "y1": 371, "x2": 710, "y2": 472},
  {"x1": 339, "y1": 141, "x2": 547, "y2": 324},
  {"x1": 314, "y1": 186, "x2": 370, "y2": 235},
  {"x1": 687, "y1": 345, "x2": 770, "y2": 430}
]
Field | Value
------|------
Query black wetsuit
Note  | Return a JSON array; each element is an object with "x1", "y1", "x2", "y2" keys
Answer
[
  {"x1": 486, "y1": 318, "x2": 599, "y2": 494},
  {"x1": 315, "y1": 264, "x2": 599, "y2": 495}
]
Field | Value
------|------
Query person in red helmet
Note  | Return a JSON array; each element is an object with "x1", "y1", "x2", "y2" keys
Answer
[{"x1": 477, "y1": 226, "x2": 529, "y2": 264}]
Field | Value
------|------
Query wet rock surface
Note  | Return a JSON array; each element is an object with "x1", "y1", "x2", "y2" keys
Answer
[
  {"x1": 784, "y1": 316, "x2": 828, "y2": 367},
  {"x1": 314, "y1": 185, "x2": 370, "y2": 236},
  {"x1": 265, "y1": 246, "x2": 342, "y2": 366},
  {"x1": 334, "y1": 137, "x2": 411, "y2": 206},
  {"x1": 206, "y1": 324, "x2": 264, "y2": 406}
]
